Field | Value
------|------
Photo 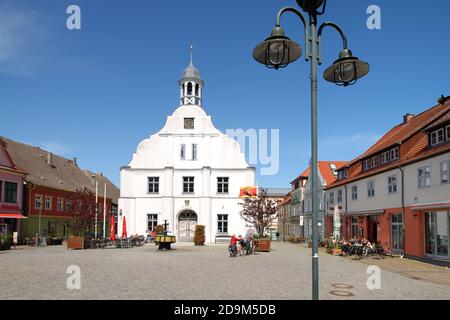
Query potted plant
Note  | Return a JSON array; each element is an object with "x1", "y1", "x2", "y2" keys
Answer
[
  {"x1": 253, "y1": 233, "x2": 272, "y2": 252},
  {"x1": 155, "y1": 225, "x2": 165, "y2": 236},
  {"x1": 239, "y1": 189, "x2": 278, "y2": 253},
  {"x1": 0, "y1": 233, "x2": 12, "y2": 251},
  {"x1": 193, "y1": 225, "x2": 206, "y2": 246},
  {"x1": 327, "y1": 239, "x2": 342, "y2": 256}
]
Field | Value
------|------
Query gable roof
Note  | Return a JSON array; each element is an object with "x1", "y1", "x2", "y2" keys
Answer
[
  {"x1": 0, "y1": 139, "x2": 26, "y2": 174},
  {"x1": 291, "y1": 161, "x2": 348, "y2": 186},
  {"x1": 83, "y1": 170, "x2": 120, "y2": 203},
  {"x1": 0, "y1": 137, "x2": 119, "y2": 203},
  {"x1": 348, "y1": 102, "x2": 449, "y2": 167},
  {"x1": 326, "y1": 97, "x2": 450, "y2": 189}
]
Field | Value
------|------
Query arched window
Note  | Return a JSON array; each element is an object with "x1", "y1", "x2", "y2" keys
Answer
[
  {"x1": 187, "y1": 83, "x2": 193, "y2": 96},
  {"x1": 195, "y1": 83, "x2": 199, "y2": 96}
]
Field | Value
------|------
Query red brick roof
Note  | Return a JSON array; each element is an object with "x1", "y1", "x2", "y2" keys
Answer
[
  {"x1": 348, "y1": 103, "x2": 449, "y2": 167},
  {"x1": 291, "y1": 161, "x2": 348, "y2": 186},
  {"x1": 326, "y1": 99, "x2": 450, "y2": 189}
]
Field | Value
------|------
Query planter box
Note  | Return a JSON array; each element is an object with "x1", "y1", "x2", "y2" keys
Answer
[
  {"x1": 256, "y1": 239, "x2": 271, "y2": 252},
  {"x1": 67, "y1": 236, "x2": 84, "y2": 250},
  {"x1": 328, "y1": 248, "x2": 342, "y2": 256},
  {"x1": 0, "y1": 243, "x2": 11, "y2": 251}
]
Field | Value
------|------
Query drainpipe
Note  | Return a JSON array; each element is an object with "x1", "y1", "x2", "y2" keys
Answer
[
  {"x1": 399, "y1": 166, "x2": 406, "y2": 257},
  {"x1": 26, "y1": 182, "x2": 36, "y2": 241},
  {"x1": 344, "y1": 184, "x2": 348, "y2": 212},
  {"x1": 344, "y1": 184, "x2": 348, "y2": 239}
]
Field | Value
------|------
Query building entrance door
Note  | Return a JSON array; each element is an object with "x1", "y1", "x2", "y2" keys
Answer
[
  {"x1": 391, "y1": 213, "x2": 403, "y2": 252},
  {"x1": 368, "y1": 216, "x2": 377, "y2": 244},
  {"x1": 178, "y1": 210, "x2": 197, "y2": 242}
]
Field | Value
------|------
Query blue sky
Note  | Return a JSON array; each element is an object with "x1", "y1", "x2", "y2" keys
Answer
[{"x1": 1, "y1": 0, "x2": 449, "y2": 188}]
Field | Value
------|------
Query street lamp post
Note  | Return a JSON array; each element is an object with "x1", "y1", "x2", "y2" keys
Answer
[{"x1": 252, "y1": 0, "x2": 370, "y2": 300}]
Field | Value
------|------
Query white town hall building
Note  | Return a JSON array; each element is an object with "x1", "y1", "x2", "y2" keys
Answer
[{"x1": 118, "y1": 53, "x2": 255, "y2": 243}]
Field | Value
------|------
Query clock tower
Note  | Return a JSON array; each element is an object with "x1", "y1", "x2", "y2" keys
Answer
[{"x1": 179, "y1": 46, "x2": 204, "y2": 107}]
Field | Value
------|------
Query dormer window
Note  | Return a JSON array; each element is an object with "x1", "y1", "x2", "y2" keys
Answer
[
  {"x1": 390, "y1": 147, "x2": 399, "y2": 161},
  {"x1": 184, "y1": 118, "x2": 195, "y2": 129},
  {"x1": 430, "y1": 128, "x2": 445, "y2": 146},
  {"x1": 370, "y1": 155, "x2": 379, "y2": 168},
  {"x1": 337, "y1": 169, "x2": 348, "y2": 180},
  {"x1": 362, "y1": 160, "x2": 370, "y2": 171},
  {"x1": 446, "y1": 125, "x2": 450, "y2": 141},
  {"x1": 381, "y1": 151, "x2": 390, "y2": 164},
  {"x1": 362, "y1": 147, "x2": 399, "y2": 172}
]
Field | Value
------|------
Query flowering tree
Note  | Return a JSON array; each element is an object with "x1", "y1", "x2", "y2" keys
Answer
[
  {"x1": 67, "y1": 187, "x2": 97, "y2": 237},
  {"x1": 239, "y1": 189, "x2": 278, "y2": 238}
]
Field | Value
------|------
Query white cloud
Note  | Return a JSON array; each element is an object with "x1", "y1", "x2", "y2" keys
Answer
[
  {"x1": 39, "y1": 142, "x2": 73, "y2": 157},
  {"x1": 0, "y1": 5, "x2": 48, "y2": 76}
]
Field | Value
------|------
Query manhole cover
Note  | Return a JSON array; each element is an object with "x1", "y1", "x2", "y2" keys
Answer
[
  {"x1": 331, "y1": 283, "x2": 354, "y2": 289},
  {"x1": 329, "y1": 290, "x2": 354, "y2": 297}
]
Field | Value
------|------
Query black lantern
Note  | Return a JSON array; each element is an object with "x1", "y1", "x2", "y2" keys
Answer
[
  {"x1": 296, "y1": 0, "x2": 326, "y2": 13},
  {"x1": 253, "y1": 26, "x2": 302, "y2": 69},
  {"x1": 323, "y1": 49, "x2": 370, "y2": 86}
]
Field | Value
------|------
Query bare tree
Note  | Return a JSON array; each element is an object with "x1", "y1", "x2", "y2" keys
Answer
[{"x1": 240, "y1": 189, "x2": 278, "y2": 237}]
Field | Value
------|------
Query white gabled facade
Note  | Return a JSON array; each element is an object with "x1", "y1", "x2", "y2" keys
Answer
[{"x1": 119, "y1": 55, "x2": 255, "y2": 243}]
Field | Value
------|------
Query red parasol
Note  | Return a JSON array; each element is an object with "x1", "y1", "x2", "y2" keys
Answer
[
  {"x1": 122, "y1": 216, "x2": 127, "y2": 240},
  {"x1": 110, "y1": 215, "x2": 116, "y2": 241}
]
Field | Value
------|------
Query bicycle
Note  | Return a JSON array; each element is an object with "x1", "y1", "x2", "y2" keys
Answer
[{"x1": 371, "y1": 242, "x2": 386, "y2": 259}]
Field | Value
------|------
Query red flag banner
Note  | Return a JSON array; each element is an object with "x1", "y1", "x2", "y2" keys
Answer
[
  {"x1": 110, "y1": 215, "x2": 116, "y2": 241},
  {"x1": 240, "y1": 186, "x2": 258, "y2": 198}
]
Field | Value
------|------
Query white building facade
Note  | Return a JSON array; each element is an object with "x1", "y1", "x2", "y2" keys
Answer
[{"x1": 119, "y1": 57, "x2": 255, "y2": 243}]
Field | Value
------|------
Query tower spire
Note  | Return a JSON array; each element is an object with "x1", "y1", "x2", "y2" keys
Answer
[{"x1": 179, "y1": 43, "x2": 204, "y2": 107}]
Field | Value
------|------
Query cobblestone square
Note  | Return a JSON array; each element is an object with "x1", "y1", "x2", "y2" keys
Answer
[{"x1": 1, "y1": 242, "x2": 449, "y2": 300}]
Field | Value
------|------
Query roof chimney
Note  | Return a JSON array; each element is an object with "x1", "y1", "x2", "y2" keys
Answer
[
  {"x1": 403, "y1": 113, "x2": 415, "y2": 124},
  {"x1": 438, "y1": 95, "x2": 450, "y2": 106},
  {"x1": 47, "y1": 152, "x2": 53, "y2": 166}
]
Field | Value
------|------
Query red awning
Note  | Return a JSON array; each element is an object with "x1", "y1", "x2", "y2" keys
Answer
[{"x1": 0, "y1": 213, "x2": 28, "y2": 219}]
